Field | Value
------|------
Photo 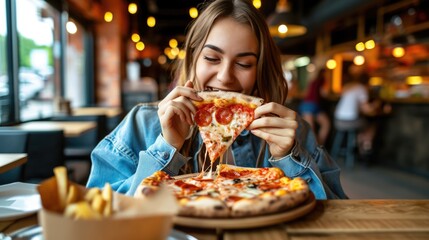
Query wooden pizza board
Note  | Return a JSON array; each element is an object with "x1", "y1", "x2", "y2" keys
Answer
[{"x1": 173, "y1": 192, "x2": 316, "y2": 229}]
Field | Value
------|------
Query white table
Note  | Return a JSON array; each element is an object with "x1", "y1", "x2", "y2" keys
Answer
[{"x1": 0, "y1": 154, "x2": 28, "y2": 174}]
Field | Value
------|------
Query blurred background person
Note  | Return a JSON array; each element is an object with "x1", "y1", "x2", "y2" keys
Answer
[
  {"x1": 299, "y1": 69, "x2": 330, "y2": 145},
  {"x1": 333, "y1": 65, "x2": 381, "y2": 164}
]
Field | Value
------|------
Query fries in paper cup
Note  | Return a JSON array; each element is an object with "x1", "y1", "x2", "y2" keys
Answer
[{"x1": 37, "y1": 166, "x2": 178, "y2": 240}]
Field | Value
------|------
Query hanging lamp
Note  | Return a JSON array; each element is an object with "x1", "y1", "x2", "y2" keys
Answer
[{"x1": 267, "y1": 0, "x2": 307, "y2": 38}]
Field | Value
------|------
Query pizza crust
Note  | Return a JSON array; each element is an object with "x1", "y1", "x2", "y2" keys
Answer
[
  {"x1": 230, "y1": 189, "x2": 309, "y2": 217},
  {"x1": 195, "y1": 91, "x2": 264, "y2": 108},
  {"x1": 178, "y1": 196, "x2": 229, "y2": 218}
]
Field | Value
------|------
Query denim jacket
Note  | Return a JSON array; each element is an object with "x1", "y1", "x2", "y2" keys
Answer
[{"x1": 87, "y1": 104, "x2": 348, "y2": 199}]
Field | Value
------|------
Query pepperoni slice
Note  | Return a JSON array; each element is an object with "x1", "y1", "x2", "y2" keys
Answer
[
  {"x1": 194, "y1": 109, "x2": 212, "y2": 127},
  {"x1": 215, "y1": 107, "x2": 233, "y2": 125}
]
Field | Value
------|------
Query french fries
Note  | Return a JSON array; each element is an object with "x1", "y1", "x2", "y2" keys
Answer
[
  {"x1": 54, "y1": 167, "x2": 68, "y2": 210},
  {"x1": 53, "y1": 166, "x2": 114, "y2": 220}
]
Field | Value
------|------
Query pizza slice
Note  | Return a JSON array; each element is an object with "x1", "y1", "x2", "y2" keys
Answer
[{"x1": 192, "y1": 91, "x2": 264, "y2": 163}]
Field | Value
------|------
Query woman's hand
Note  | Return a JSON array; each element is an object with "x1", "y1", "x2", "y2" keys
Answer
[
  {"x1": 248, "y1": 102, "x2": 298, "y2": 159},
  {"x1": 157, "y1": 80, "x2": 202, "y2": 150}
]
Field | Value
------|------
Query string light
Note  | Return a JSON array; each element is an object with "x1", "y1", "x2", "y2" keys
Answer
[
  {"x1": 131, "y1": 33, "x2": 140, "y2": 43},
  {"x1": 365, "y1": 39, "x2": 375, "y2": 49},
  {"x1": 326, "y1": 59, "x2": 337, "y2": 69},
  {"x1": 178, "y1": 49, "x2": 186, "y2": 59},
  {"x1": 353, "y1": 55, "x2": 365, "y2": 65},
  {"x1": 136, "y1": 41, "x2": 145, "y2": 51},
  {"x1": 169, "y1": 39, "x2": 178, "y2": 48},
  {"x1": 189, "y1": 7, "x2": 198, "y2": 18},
  {"x1": 104, "y1": 12, "x2": 113, "y2": 22},
  {"x1": 253, "y1": 0, "x2": 262, "y2": 9},
  {"x1": 66, "y1": 21, "x2": 77, "y2": 34},
  {"x1": 355, "y1": 42, "x2": 365, "y2": 51},
  {"x1": 128, "y1": 3, "x2": 137, "y2": 14},
  {"x1": 147, "y1": 16, "x2": 156, "y2": 27},
  {"x1": 392, "y1": 47, "x2": 405, "y2": 58}
]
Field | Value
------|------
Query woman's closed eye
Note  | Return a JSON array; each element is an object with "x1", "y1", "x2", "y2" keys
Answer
[
  {"x1": 203, "y1": 56, "x2": 219, "y2": 63},
  {"x1": 236, "y1": 62, "x2": 252, "y2": 68}
]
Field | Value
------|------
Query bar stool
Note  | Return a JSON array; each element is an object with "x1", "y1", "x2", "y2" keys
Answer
[{"x1": 330, "y1": 119, "x2": 363, "y2": 168}]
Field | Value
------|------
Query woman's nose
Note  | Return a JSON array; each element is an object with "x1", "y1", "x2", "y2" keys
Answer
[{"x1": 217, "y1": 62, "x2": 234, "y2": 83}]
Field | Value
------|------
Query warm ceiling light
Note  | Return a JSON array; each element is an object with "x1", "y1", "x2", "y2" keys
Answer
[
  {"x1": 178, "y1": 50, "x2": 186, "y2": 59},
  {"x1": 189, "y1": 7, "x2": 198, "y2": 18},
  {"x1": 169, "y1": 39, "x2": 178, "y2": 48},
  {"x1": 164, "y1": 47, "x2": 171, "y2": 56},
  {"x1": 147, "y1": 16, "x2": 156, "y2": 27},
  {"x1": 158, "y1": 55, "x2": 167, "y2": 65},
  {"x1": 326, "y1": 59, "x2": 337, "y2": 69},
  {"x1": 128, "y1": 3, "x2": 137, "y2": 14},
  {"x1": 353, "y1": 55, "x2": 365, "y2": 65},
  {"x1": 278, "y1": 24, "x2": 288, "y2": 34},
  {"x1": 104, "y1": 12, "x2": 113, "y2": 22},
  {"x1": 355, "y1": 42, "x2": 365, "y2": 51},
  {"x1": 253, "y1": 0, "x2": 262, "y2": 9},
  {"x1": 392, "y1": 47, "x2": 405, "y2": 58},
  {"x1": 365, "y1": 39, "x2": 375, "y2": 49},
  {"x1": 131, "y1": 33, "x2": 140, "y2": 43},
  {"x1": 369, "y1": 77, "x2": 383, "y2": 86},
  {"x1": 171, "y1": 47, "x2": 180, "y2": 56},
  {"x1": 267, "y1": 0, "x2": 307, "y2": 38},
  {"x1": 136, "y1": 41, "x2": 145, "y2": 51},
  {"x1": 66, "y1": 21, "x2": 77, "y2": 34},
  {"x1": 406, "y1": 76, "x2": 422, "y2": 85}
]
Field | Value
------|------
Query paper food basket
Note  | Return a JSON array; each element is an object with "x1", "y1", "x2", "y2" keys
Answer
[{"x1": 37, "y1": 177, "x2": 178, "y2": 240}]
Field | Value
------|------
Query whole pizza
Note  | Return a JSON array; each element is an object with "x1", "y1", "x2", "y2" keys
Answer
[{"x1": 135, "y1": 164, "x2": 310, "y2": 218}]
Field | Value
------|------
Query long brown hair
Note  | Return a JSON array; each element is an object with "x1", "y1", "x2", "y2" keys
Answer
[{"x1": 174, "y1": 0, "x2": 287, "y2": 172}]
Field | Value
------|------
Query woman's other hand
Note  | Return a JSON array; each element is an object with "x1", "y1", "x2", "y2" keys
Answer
[
  {"x1": 248, "y1": 102, "x2": 298, "y2": 159},
  {"x1": 157, "y1": 80, "x2": 202, "y2": 150}
]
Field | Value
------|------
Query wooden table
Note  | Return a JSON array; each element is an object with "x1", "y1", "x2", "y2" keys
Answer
[
  {"x1": 72, "y1": 107, "x2": 122, "y2": 118},
  {"x1": 16, "y1": 121, "x2": 97, "y2": 137},
  {"x1": 1, "y1": 199, "x2": 428, "y2": 239},
  {"x1": 0, "y1": 153, "x2": 27, "y2": 174}
]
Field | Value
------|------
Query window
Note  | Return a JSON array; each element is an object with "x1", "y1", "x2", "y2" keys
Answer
[
  {"x1": 65, "y1": 18, "x2": 88, "y2": 107},
  {"x1": 16, "y1": 0, "x2": 61, "y2": 121},
  {"x1": 0, "y1": 0, "x2": 9, "y2": 123},
  {"x1": 1, "y1": 0, "x2": 94, "y2": 125}
]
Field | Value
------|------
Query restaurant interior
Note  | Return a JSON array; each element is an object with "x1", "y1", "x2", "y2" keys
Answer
[{"x1": 1, "y1": 0, "x2": 429, "y2": 239}]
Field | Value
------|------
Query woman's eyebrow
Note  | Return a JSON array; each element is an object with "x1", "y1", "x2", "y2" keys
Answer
[{"x1": 203, "y1": 44, "x2": 258, "y2": 58}]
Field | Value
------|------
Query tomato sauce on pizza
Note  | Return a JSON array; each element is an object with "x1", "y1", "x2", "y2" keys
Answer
[{"x1": 192, "y1": 91, "x2": 264, "y2": 164}]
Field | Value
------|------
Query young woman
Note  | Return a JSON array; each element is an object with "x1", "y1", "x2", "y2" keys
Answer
[{"x1": 87, "y1": 0, "x2": 347, "y2": 199}]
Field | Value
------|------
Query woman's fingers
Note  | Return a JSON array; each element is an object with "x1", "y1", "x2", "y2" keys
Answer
[
  {"x1": 250, "y1": 126, "x2": 296, "y2": 138},
  {"x1": 161, "y1": 81, "x2": 201, "y2": 103},
  {"x1": 254, "y1": 102, "x2": 296, "y2": 119},
  {"x1": 248, "y1": 116, "x2": 298, "y2": 130},
  {"x1": 249, "y1": 102, "x2": 298, "y2": 158}
]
